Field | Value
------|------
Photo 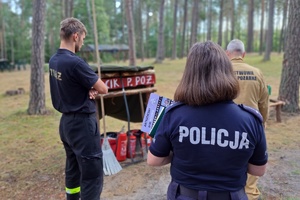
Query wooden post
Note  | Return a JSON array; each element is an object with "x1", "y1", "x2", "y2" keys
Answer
[{"x1": 91, "y1": 0, "x2": 106, "y2": 135}]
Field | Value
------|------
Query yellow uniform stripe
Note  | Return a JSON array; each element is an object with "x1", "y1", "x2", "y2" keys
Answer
[{"x1": 65, "y1": 186, "x2": 80, "y2": 194}]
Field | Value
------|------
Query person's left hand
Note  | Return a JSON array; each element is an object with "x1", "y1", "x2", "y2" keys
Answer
[{"x1": 89, "y1": 88, "x2": 99, "y2": 99}]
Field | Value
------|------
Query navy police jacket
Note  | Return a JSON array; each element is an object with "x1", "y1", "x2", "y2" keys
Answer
[{"x1": 149, "y1": 100, "x2": 268, "y2": 192}]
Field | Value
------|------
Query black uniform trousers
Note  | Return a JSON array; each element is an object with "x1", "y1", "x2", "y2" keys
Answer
[
  {"x1": 60, "y1": 113, "x2": 103, "y2": 200},
  {"x1": 167, "y1": 181, "x2": 248, "y2": 200}
]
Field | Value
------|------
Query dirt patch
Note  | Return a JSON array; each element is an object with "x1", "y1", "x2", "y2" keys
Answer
[{"x1": 1, "y1": 115, "x2": 300, "y2": 200}]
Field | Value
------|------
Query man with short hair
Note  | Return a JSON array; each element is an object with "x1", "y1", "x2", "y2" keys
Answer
[
  {"x1": 226, "y1": 39, "x2": 269, "y2": 200},
  {"x1": 49, "y1": 17, "x2": 108, "y2": 200}
]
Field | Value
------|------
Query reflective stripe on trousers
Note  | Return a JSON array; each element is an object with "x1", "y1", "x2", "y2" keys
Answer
[{"x1": 66, "y1": 186, "x2": 80, "y2": 194}]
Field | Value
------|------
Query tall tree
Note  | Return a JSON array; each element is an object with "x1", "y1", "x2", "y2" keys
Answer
[
  {"x1": 247, "y1": 0, "x2": 254, "y2": 52},
  {"x1": 179, "y1": 0, "x2": 188, "y2": 58},
  {"x1": 206, "y1": 0, "x2": 212, "y2": 40},
  {"x1": 125, "y1": 0, "x2": 136, "y2": 66},
  {"x1": 28, "y1": 0, "x2": 47, "y2": 115},
  {"x1": 263, "y1": 0, "x2": 275, "y2": 61},
  {"x1": 145, "y1": 3, "x2": 150, "y2": 58},
  {"x1": 137, "y1": 0, "x2": 145, "y2": 61},
  {"x1": 46, "y1": 0, "x2": 61, "y2": 60},
  {"x1": 230, "y1": 0, "x2": 235, "y2": 40},
  {"x1": 278, "y1": 0, "x2": 300, "y2": 112},
  {"x1": 86, "y1": 0, "x2": 97, "y2": 63},
  {"x1": 217, "y1": 0, "x2": 224, "y2": 46},
  {"x1": 259, "y1": 0, "x2": 265, "y2": 55},
  {"x1": 62, "y1": 0, "x2": 74, "y2": 19},
  {"x1": 278, "y1": 0, "x2": 289, "y2": 53},
  {"x1": 121, "y1": 0, "x2": 126, "y2": 45},
  {"x1": 171, "y1": 0, "x2": 178, "y2": 60},
  {"x1": 92, "y1": 0, "x2": 101, "y2": 68},
  {"x1": 155, "y1": 0, "x2": 165, "y2": 63},
  {"x1": 190, "y1": 0, "x2": 199, "y2": 48},
  {"x1": 0, "y1": 1, "x2": 7, "y2": 59}
]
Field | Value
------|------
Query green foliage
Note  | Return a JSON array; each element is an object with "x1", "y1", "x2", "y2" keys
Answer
[
  {"x1": 74, "y1": 0, "x2": 110, "y2": 44},
  {"x1": 44, "y1": 63, "x2": 49, "y2": 72},
  {"x1": 0, "y1": 0, "x2": 290, "y2": 64}
]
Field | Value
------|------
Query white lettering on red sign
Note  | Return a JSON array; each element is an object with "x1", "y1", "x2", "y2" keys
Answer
[
  {"x1": 127, "y1": 77, "x2": 133, "y2": 86},
  {"x1": 103, "y1": 74, "x2": 155, "y2": 90}
]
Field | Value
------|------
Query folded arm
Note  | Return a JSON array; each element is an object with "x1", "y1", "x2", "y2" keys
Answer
[
  {"x1": 89, "y1": 79, "x2": 108, "y2": 99},
  {"x1": 147, "y1": 150, "x2": 173, "y2": 166}
]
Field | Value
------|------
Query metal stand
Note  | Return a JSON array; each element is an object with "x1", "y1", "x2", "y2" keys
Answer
[{"x1": 98, "y1": 87, "x2": 156, "y2": 164}]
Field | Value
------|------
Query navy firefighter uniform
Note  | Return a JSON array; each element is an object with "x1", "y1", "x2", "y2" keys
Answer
[
  {"x1": 49, "y1": 49, "x2": 103, "y2": 200},
  {"x1": 149, "y1": 101, "x2": 268, "y2": 200}
]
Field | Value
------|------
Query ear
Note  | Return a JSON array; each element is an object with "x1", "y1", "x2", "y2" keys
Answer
[
  {"x1": 73, "y1": 33, "x2": 78, "y2": 42},
  {"x1": 225, "y1": 50, "x2": 231, "y2": 57},
  {"x1": 242, "y1": 52, "x2": 246, "y2": 58}
]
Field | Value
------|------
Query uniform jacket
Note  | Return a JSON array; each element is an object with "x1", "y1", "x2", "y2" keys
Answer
[
  {"x1": 150, "y1": 101, "x2": 268, "y2": 192},
  {"x1": 231, "y1": 57, "x2": 269, "y2": 124}
]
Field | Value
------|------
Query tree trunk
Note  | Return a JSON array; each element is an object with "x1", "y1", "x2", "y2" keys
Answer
[
  {"x1": 145, "y1": 4, "x2": 150, "y2": 58},
  {"x1": 263, "y1": 0, "x2": 274, "y2": 61},
  {"x1": 62, "y1": 0, "x2": 74, "y2": 19},
  {"x1": 247, "y1": 0, "x2": 254, "y2": 52},
  {"x1": 155, "y1": 0, "x2": 165, "y2": 64},
  {"x1": 10, "y1": 31, "x2": 14, "y2": 63},
  {"x1": 278, "y1": 0, "x2": 300, "y2": 113},
  {"x1": 0, "y1": 2, "x2": 2, "y2": 58},
  {"x1": 86, "y1": 0, "x2": 97, "y2": 63},
  {"x1": 206, "y1": 0, "x2": 212, "y2": 40},
  {"x1": 28, "y1": 0, "x2": 47, "y2": 115},
  {"x1": 217, "y1": 0, "x2": 224, "y2": 46},
  {"x1": 230, "y1": 0, "x2": 235, "y2": 40},
  {"x1": 0, "y1": 24, "x2": 4, "y2": 58},
  {"x1": 2, "y1": 16, "x2": 6, "y2": 59},
  {"x1": 223, "y1": 3, "x2": 231, "y2": 47},
  {"x1": 0, "y1": 1, "x2": 7, "y2": 59},
  {"x1": 121, "y1": 0, "x2": 126, "y2": 46},
  {"x1": 171, "y1": 0, "x2": 178, "y2": 60},
  {"x1": 190, "y1": 0, "x2": 199, "y2": 48},
  {"x1": 137, "y1": 0, "x2": 144, "y2": 62},
  {"x1": 278, "y1": 0, "x2": 288, "y2": 53},
  {"x1": 125, "y1": 0, "x2": 136, "y2": 66},
  {"x1": 92, "y1": 0, "x2": 101, "y2": 75},
  {"x1": 180, "y1": 0, "x2": 188, "y2": 58},
  {"x1": 259, "y1": 0, "x2": 265, "y2": 55}
]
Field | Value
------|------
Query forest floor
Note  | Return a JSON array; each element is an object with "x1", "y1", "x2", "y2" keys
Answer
[
  {"x1": 1, "y1": 112, "x2": 299, "y2": 200},
  {"x1": 94, "y1": 109, "x2": 300, "y2": 200},
  {"x1": 1, "y1": 56, "x2": 300, "y2": 200}
]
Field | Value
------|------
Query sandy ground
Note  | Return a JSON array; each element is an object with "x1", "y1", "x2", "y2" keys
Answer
[{"x1": 100, "y1": 149, "x2": 300, "y2": 200}]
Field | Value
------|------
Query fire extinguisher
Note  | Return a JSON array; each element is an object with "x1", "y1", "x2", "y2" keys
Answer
[
  {"x1": 127, "y1": 134, "x2": 136, "y2": 158},
  {"x1": 116, "y1": 128, "x2": 127, "y2": 162},
  {"x1": 141, "y1": 132, "x2": 152, "y2": 156}
]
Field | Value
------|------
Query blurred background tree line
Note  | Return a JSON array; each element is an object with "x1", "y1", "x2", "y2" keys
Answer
[
  {"x1": 0, "y1": 0, "x2": 290, "y2": 64},
  {"x1": 0, "y1": 0, "x2": 299, "y2": 114}
]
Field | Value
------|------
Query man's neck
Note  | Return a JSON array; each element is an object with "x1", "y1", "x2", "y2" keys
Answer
[{"x1": 60, "y1": 41, "x2": 75, "y2": 53}]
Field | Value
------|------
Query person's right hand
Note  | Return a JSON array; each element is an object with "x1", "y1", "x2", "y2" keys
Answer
[{"x1": 89, "y1": 88, "x2": 99, "y2": 99}]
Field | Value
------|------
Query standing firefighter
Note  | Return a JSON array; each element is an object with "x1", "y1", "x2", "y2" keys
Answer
[
  {"x1": 226, "y1": 39, "x2": 269, "y2": 200},
  {"x1": 49, "y1": 17, "x2": 108, "y2": 200}
]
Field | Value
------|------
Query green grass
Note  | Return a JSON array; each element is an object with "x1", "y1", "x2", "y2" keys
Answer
[{"x1": 1, "y1": 53, "x2": 299, "y2": 199}]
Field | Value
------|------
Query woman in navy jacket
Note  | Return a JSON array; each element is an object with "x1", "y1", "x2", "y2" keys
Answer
[{"x1": 147, "y1": 41, "x2": 268, "y2": 200}]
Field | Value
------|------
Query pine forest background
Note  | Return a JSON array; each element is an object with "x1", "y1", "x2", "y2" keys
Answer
[
  {"x1": 0, "y1": 0, "x2": 299, "y2": 114},
  {"x1": 0, "y1": 0, "x2": 289, "y2": 63}
]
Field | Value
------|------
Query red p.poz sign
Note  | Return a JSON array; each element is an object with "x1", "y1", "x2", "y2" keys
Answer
[{"x1": 102, "y1": 74, "x2": 156, "y2": 90}]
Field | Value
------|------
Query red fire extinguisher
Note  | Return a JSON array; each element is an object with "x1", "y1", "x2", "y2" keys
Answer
[
  {"x1": 116, "y1": 130, "x2": 127, "y2": 162},
  {"x1": 141, "y1": 132, "x2": 152, "y2": 156},
  {"x1": 127, "y1": 134, "x2": 136, "y2": 158}
]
